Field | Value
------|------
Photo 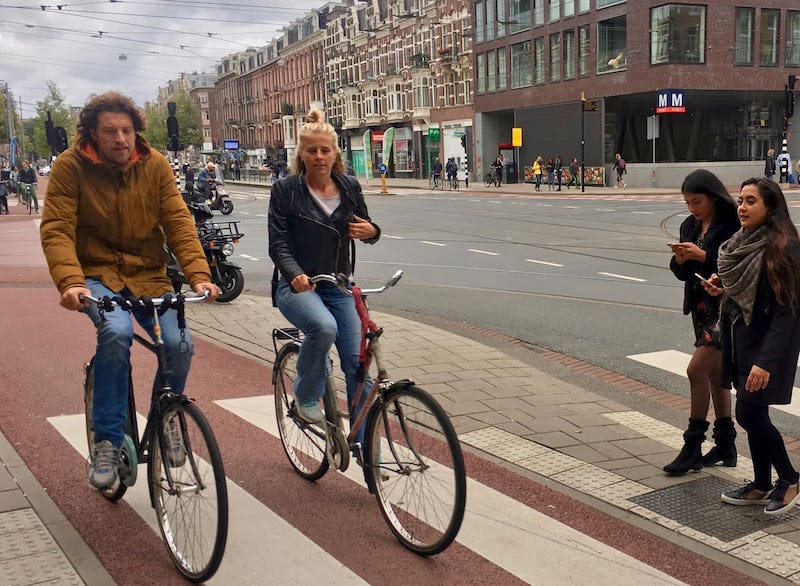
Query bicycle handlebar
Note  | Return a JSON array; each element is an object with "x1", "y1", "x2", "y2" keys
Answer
[
  {"x1": 79, "y1": 290, "x2": 210, "y2": 311},
  {"x1": 308, "y1": 269, "x2": 403, "y2": 296}
]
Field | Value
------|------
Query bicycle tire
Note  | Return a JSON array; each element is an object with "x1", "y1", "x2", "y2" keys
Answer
[
  {"x1": 437, "y1": 178, "x2": 444, "y2": 191},
  {"x1": 364, "y1": 385, "x2": 466, "y2": 556},
  {"x1": 484, "y1": 173, "x2": 493, "y2": 187},
  {"x1": 149, "y1": 401, "x2": 228, "y2": 583},
  {"x1": 83, "y1": 359, "x2": 129, "y2": 502},
  {"x1": 273, "y1": 343, "x2": 330, "y2": 480}
]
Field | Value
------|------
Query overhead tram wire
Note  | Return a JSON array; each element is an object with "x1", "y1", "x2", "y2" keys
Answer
[
  {"x1": 111, "y1": 0, "x2": 310, "y2": 14},
  {"x1": 52, "y1": 6, "x2": 292, "y2": 26}
]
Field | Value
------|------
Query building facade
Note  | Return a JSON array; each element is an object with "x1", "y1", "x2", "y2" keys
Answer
[{"x1": 473, "y1": 0, "x2": 800, "y2": 185}]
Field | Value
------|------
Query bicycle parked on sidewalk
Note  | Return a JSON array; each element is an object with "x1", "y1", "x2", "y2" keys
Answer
[
  {"x1": 272, "y1": 270, "x2": 466, "y2": 556},
  {"x1": 82, "y1": 291, "x2": 228, "y2": 583}
]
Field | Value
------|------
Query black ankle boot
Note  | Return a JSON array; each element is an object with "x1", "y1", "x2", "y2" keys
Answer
[
  {"x1": 702, "y1": 417, "x2": 737, "y2": 467},
  {"x1": 663, "y1": 418, "x2": 709, "y2": 476}
]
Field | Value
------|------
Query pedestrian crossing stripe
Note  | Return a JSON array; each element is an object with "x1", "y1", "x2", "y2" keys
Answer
[{"x1": 627, "y1": 350, "x2": 800, "y2": 418}]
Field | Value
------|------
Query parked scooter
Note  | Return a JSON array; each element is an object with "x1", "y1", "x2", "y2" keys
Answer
[{"x1": 167, "y1": 201, "x2": 244, "y2": 302}]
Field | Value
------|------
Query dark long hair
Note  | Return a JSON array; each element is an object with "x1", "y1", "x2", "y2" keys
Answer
[
  {"x1": 740, "y1": 177, "x2": 800, "y2": 308},
  {"x1": 680, "y1": 169, "x2": 738, "y2": 225}
]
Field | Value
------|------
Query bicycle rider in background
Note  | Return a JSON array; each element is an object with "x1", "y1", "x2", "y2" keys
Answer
[
  {"x1": 40, "y1": 91, "x2": 218, "y2": 490},
  {"x1": 18, "y1": 159, "x2": 39, "y2": 213},
  {"x1": 431, "y1": 157, "x2": 443, "y2": 188},
  {"x1": 268, "y1": 107, "x2": 380, "y2": 445},
  {"x1": 445, "y1": 157, "x2": 457, "y2": 185}
]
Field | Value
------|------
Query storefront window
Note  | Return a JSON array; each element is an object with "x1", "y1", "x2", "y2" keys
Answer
[
  {"x1": 760, "y1": 9, "x2": 779, "y2": 66},
  {"x1": 564, "y1": 29, "x2": 575, "y2": 79},
  {"x1": 511, "y1": 40, "x2": 532, "y2": 88},
  {"x1": 550, "y1": 33, "x2": 561, "y2": 81},
  {"x1": 650, "y1": 5, "x2": 706, "y2": 65},
  {"x1": 597, "y1": 15, "x2": 626, "y2": 73},
  {"x1": 578, "y1": 25, "x2": 589, "y2": 76},
  {"x1": 734, "y1": 7, "x2": 754, "y2": 65},
  {"x1": 788, "y1": 11, "x2": 800, "y2": 67},
  {"x1": 534, "y1": 37, "x2": 545, "y2": 84},
  {"x1": 510, "y1": 0, "x2": 531, "y2": 34}
]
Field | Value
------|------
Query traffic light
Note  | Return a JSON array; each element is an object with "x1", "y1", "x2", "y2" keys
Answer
[
  {"x1": 53, "y1": 127, "x2": 68, "y2": 153},
  {"x1": 166, "y1": 101, "x2": 181, "y2": 153},
  {"x1": 460, "y1": 134, "x2": 466, "y2": 150},
  {"x1": 45, "y1": 116, "x2": 55, "y2": 151}
]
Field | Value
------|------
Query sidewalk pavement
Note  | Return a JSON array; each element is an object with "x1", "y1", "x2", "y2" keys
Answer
[{"x1": 184, "y1": 293, "x2": 800, "y2": 585}]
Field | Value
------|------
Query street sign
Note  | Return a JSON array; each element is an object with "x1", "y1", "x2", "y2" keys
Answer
[
  {"x1": 223, "y1": 140, "x2": 240, "y2": 150},
  {"x1": 656, "y1": 89, "x2": 686, "y2": 114},
  {"x1": 428, "y1": 128, "x2": 441, "y2": 142},
  {"x1": 647, "y1": 115, "x2": 659, "y2": 140},
  {"x1": 512, "y1": 127, "x2": 522, "y2": 147}
]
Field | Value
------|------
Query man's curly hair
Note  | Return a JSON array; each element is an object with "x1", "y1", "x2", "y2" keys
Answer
[{"x1": 77, "y1": 91, "x2": 146, "y2": 145}]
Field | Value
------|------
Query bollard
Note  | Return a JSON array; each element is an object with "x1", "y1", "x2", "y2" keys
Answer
[{"x1": 381, "y1": 173, "x2": 388, "y2": 194}]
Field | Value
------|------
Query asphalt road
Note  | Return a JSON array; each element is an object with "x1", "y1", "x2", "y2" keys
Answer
[{"x1": 219, "y1": 182, "x2": 800, "y2": 433}]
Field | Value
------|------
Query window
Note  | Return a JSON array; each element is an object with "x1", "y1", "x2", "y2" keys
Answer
[
  {"x1": 533, "y1": 0, "x2": 544, "y2": 26},
  {"x1": 578, "y1": 0, "x2": 589, "y2": 13},
  {"x1": 477, "y1": 53, "x2": 486, "y2": 94},
  {"x1": 564, "y1": 29, "x2": 575, "y2": 79},
  {"x1": 388, "y1": 83, "x2": 404, "y2": 112},
  {"x1": 412, "y1": 77, "x2": 431, "y2": 107},
  {"x1": 789, "y1": 11, "x2": 800, "y2": 66},
  {"x1": 511, "y1": 40, "x2": 532, "y2": 88},
  {"x1": 563, "y1": 0, "x2": 574, "y2": 18},
  {"x1": 549, "y1": 0, "x2": 559, "y2": 23},
  {"x1": 534, "y1": 37, "x2": 545, "y2": 83},
  {"x1": 597, "y1": 0, "x2": 624, "y2": 7},
  {"x1": 578, "y1": 25, "x2": 590, "y2": 76},
  {"x1": 498, "y1": 48, "x2": 507, "y2": 90},
  {"x1": 734, "y1": 8, "x2": 754, "y2": 65},
  {"x1": 486, "y1": 0, "x2": 496, "y2": 41},
  {"x1": 760, "y1": 9, "x2": 780, "y2": 66},
  {"x1": 550, "y1": 33, "x2": 561, "y2": 81},
  {"x1": 487, "y1": 51, "x2": 497, "y2": 92},
  {"x1": 597, "y1": 15, "x2": 626, "y2": 73},
  {"x1": 510, "y1": 0, "x2": 531, "y2": 34},
  {"x1": 496, "y1": 0, "x2": 506, "y2": 38},
  {"x1": 476, "y1": 2, "x2": 485, "y2": 43},
  {"x1": 650, "y1": 5, "x2": 706, "y2": 65}
]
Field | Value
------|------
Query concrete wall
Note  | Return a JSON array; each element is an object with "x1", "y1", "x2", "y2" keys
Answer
[{"x1": 622, "y1": 162, "x2": 765, "y2": 189}]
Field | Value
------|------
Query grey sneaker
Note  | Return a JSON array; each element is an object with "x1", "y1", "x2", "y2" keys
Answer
[
  {"x1": 764, "y1": 479, "x2": 800, "y2": 516},
  {"x1": 721, "y1": 481, "x2": 772, "y2": 505},
  {"x1": 164, "y1": 414, "x2": 186, "y2": 468},
  {"x1": 296, "y1": 400, "x2": 323, "y2": 424},
  {"x1": 89, "y1": 440, "x2": 119, "y2": 490}
]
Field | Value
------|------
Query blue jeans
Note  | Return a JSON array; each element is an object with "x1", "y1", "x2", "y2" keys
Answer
[
  {"x1": 275, "y1": 279, "x2": 372, "y2": 443},
  {"x1": 82, "y1": 279, "x2": 194, "y2": 447}
]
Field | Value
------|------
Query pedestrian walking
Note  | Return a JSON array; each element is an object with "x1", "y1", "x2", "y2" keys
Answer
[
  {"x1": 764, "y1": 148, "x2": 776, "y2": 181},
  {"x1": 0, "y1": 172, "x2": 9, "y2": 215},
  {"x1": 703, "y1": 178, "x2": 800, "y2": 515},
  {"x1": 532, "y1": 156, "x2": 543, "y2": 191},
  {"x1": 546, "y1": 158, "x2": 554, "y2": 191},
  {"x1": 612, "y1": 153, "x2": 627, "y2": 188},
  {"x1": 554, "y1": 155, "x2": 563, "y2": 191},
  {"x1": 491, "y1": 155, "x2": 503, "y2": 187},
  {"x1": 567, "y1": 157, "x2": 579, "y2": 189},
  {"x1": 663, "y1": 169, "x2": 740, "y2": 476}
]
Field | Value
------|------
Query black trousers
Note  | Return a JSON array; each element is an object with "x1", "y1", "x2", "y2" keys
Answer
[{"x1": 736, "y1": 400, "x2": 799, "y2": 490}]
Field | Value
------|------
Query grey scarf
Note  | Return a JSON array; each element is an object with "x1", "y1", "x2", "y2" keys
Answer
[{"x1": 718, "y1": 225, "x2": 769, "y2": 325}]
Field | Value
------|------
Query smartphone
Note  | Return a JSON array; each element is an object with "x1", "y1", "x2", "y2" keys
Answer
[{"x1": 694, "y1": 272, "x2": 711, "y2": 285}]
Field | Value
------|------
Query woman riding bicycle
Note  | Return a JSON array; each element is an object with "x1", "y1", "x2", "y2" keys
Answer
[
  {"x1": 18, "y1": 159, "x2": 39, "y2": 214},
  {"x1": 268, "y1": 108, "x2": 380, "y2": 443}
]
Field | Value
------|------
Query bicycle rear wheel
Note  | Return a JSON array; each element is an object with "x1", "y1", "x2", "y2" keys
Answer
[
  {"x1": 273, "y1": 343, "x2": 330, "y2": 480},
  {"x1": 364, "y1": 385, "x2": 466, "y2": 556},
  {"x1": 83, "y1": 359, "x2": 131, "y2": 502},
  {"x1": 484, "y1": 173, "x2": 493, "y2": 187},
  {"x1": 149, "y1": 401, "x2": 228, "y2": 583}
]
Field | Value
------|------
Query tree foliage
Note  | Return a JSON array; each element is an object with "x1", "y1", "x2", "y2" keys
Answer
[
  {"x1": 141, "y1": 92, "x2": 201, "y2": 152},
  {"x1": 30, "y1": 81, "x2": 75, "y2": 159}
]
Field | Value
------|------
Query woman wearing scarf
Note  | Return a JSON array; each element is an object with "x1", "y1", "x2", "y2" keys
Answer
[{"x1": 704, "y1": 178, "x2": 800, "y2": 515}]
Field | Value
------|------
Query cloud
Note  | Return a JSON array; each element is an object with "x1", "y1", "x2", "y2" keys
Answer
[{"x1": 2, "y1": 0, "x2": 321, "y2": 114}]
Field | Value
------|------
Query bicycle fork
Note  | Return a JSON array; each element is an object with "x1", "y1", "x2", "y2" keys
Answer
[{"x1": 321, "y1": 356, "x2": 351, "y2": 472}]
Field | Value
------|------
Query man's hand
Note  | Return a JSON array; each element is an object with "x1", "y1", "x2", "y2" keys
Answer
[
  {"x1": 193, "y1": 282, "x2": 219, "y2": 302},
  {"x1": 349, "y1": 215, "x2": 377, "y2": 240},
  {"x1": 61, "y1": 286, "x2": 91, "y2": 311}
]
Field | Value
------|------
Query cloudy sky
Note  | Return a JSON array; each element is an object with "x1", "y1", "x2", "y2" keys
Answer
[{"x1": 1, "y1": 0, "x2": 323, "y2": 117}]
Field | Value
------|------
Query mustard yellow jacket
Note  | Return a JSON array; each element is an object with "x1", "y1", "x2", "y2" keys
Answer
[{"x1": 40, "y1": 137, "x2": 211, "y2": 297}]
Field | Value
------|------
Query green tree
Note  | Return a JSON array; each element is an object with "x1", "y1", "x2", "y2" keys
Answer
[
  {"x1": 31, "y1": 81, "x2": 74, "y2": 158},
  {"x1": 141, "y1": 92, "x2": 201, "y2": 152}
]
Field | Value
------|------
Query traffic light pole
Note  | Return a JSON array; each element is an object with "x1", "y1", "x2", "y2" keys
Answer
[{"x1": 580, "y1": 94, "x2": 585, "y2": 193}]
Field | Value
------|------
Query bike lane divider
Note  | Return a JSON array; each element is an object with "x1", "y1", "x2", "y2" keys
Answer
[
  {"x1": 47, "y1": 413, "x2": 368, "y2": 585},
  {"x1": 216, "y1": 395, "x2": 686, "y2": 586}
]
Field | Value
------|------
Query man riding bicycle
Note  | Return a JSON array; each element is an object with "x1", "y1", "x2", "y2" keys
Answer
[
  {"x1": 40, "y1": 91, "x2": 218, "y2": 490},
  {"x1": 445, "y1": 158, "x2": 457, "y2": 183},
  {"x1": 431, "y1": 157, "x2": 443, "y2": 187},
  {"x1": 18, "y1": 159, "x2": 39, "y2": 214}
]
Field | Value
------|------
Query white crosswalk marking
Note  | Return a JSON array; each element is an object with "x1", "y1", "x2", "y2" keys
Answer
[
  {"x1": 216, "y1": 395, "x2": 685, "y2": 585},
  {"x1": 47, "y1": 413, "x2": 367, "y2": 584},
  {"x1": 627, "y1": 350, "x2": 800, "y2": 417}
]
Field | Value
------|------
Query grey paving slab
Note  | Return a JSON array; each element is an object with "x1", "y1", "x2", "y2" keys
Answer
[
  {"x1": 524, "y1": 431, "x2": 582, "y2": 449},
  {"x1": 611, "y1": 437, "x2": 678, "y2": 457},
  {"x1": 563, "y1": 425, "x2": 639, "y2": 444},
  {"x1": 559, "y1": 444, "x2": 615, "y2": 464}
]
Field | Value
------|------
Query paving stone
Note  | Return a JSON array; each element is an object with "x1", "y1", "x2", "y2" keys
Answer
[
  {"x1": 0, "y1": 491, "x2": 30, "y2": 514},
  {"x1": 610, "y1": 463, "x2": 666, "y2": 482},
  {"x1": 489, "y1": 439, "x2": 551, "y2": 463},
  {"x1": 0, "y1": 511, "x2": 41, "y2": 535},
  {"x1": 518, "y1": 416, "x2": 578, "y2": 434},
  {"x1": 559, "y1": 444, "x2": 614, "y2": 464},
  {"x1": 447, "y1": 416, "x2": 486, "y2": 435},
  {"x1": 730, "y1": 534, "x2": 800, "y2": 577},
  {"x1": 480, "y1": 397, "x2": 533, "y2": 412},
  {"x1": 523, "y1": 431, "x2": 582, "y2": 449},
  {"x1": 588, "y1": 440, "x2": 639, "y2": 461},
  {"x1": 0, "y1": 550, "x2": 83, "y2": 585},
  {"x1": 482, "y1": 382, "x2": 528, "y2": 399},
  {"x1": 556, "y1": 402, "x2": 608, "y2": 414},
  {"x1": 419, "y1": 363, "x2": 461, "y2": 374},
  {"x1": 593, "y1": 480, "x2": 654, "y2": 510},
  {"x1": 562, "y1": 412, "x2": 618, "y2": 428},
  {"x1": 459, "y1": 426, "x2": 520, "y2": 450},
  {"x1": 455, "y1": 369, "x2": 495, "y2": 380},
  {"x1": 611, "y1": 437, "x2": 677, "y2": 457},
  {"x1": 443, "y1": 388, "x2": 493, "y2": 402},
  {"x1": 472, "y1": 411, "x2": 511, "y2": 425},
  {"x1": 495, "y1": 421, "x2": 536, "y2": 437},
  {"x1": 517, "y1": 451, "x2": 583, "y2": 476},
  {"x1": 563, "y1": 425, "x2": 635, "y2": 444}
]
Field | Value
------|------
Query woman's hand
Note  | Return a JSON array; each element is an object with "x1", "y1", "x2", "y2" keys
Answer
[
  {"x1": 291, "y1": 274, "x2": 315, "y2": 293},
  {"x1": 700, "y1": 273, "x2": 725, "y2": 297},
  {"x1": 349, "y1": 215, "x2": 377, "y2": 240},
  {"x1": 669, "y1": 242, "x2": 706, "y2": 262},
  {"x1": 746, "y1": 365, "x2": 770, "y2": 393}
]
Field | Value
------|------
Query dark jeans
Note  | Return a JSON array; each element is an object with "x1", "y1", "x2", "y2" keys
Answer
[{"x1": 736, "y1": 400, "x2": 799, "y2": 490}]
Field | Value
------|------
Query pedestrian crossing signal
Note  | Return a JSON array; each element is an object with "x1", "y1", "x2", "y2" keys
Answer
[{"x1": 583, "y1": 100, "x2": 599, "y2": 112}]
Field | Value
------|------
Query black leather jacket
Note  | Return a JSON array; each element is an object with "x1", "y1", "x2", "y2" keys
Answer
[{"x1": 268, "y1": 173, "x2": 380, "y2": 284}]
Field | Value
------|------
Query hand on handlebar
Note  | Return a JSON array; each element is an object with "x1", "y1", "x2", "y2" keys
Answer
[
  {"x1": 61, "y1": 285, "x2": 92, "y2": 311},
  {"x1": 290, "y1": 274, "x2": 315, "y2": 293},
  {"x1": 193, "y1": 281, "x2": 220, "y2": 302}
]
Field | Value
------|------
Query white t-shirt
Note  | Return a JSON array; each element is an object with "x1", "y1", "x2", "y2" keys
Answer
[{"x1": 308, "y1": 185, "x2": 341, "y2": 217}]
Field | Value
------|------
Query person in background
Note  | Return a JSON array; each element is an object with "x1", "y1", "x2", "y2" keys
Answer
[
  {"x1": 431, "y1": 157, "x2": 443, "y2": 186},
  {"x1": 196, "y1": 161, "x2": 216, "y2": 201},
  {"x1": 764, "y1": 148, "x2": 776, "y2": 181},
  {"x1": 545, "y1": 157, "x2": 555, "y2": 191},
  {"x1": 612, "y1": 153, "x2": 627, "y2": 189},
  {"x1": 703, "y1": 178, "x2": 800, "y2": 515},
  {"x1": 184, "y1": 163, "x2": 196, "y2": 200},
  {"x1": 664, "y1": 169, "x2": 740, "y2": 476},
  {"x1": 554, "y1": 155, "x2": 563, "y2": 191},
  {"x1": 532, "y1": 156, "x2": 543, "y2": 192},
  {"x1": 567, "y1": 157, "x2": 580, "y2": 189},
  {"x1": 445, "y1": 157, "x2": 457, "y2": 183},
  {"x1": 490, "y1": 155, "x2": 503, "y2": 187},
  {"x1": 0, "y1": 170, "x2": 9, "y2": 214},
  {"x1": 18, "y1": 160, "x2": 39, "y2": 213}
]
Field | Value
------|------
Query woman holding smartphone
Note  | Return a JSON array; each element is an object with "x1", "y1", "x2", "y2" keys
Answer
[
  {"x1": 664, "y1": 169, "x2": 740, "y2": 475},
  {"x1": 704, "y1": 178, "x2": 800, "y2": 515}
]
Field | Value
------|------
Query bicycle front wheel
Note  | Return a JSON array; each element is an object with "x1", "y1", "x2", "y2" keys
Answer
[
  {"x1": 484, "y1": 173, "x2": 493, "y2": 187},
  {"x1": 273, "y1": 343, "x2": 330, "y2": 480},
  {"x1": 149, "y1": 401, "x2": 228, "y2": 583},
  {"x1": 364, "y1": 385, "x2": 466, "y2": 556}
]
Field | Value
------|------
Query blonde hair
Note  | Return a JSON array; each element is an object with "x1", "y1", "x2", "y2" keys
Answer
[{"x1": 292, "y1": 109, "x2": 345, "y2": 175}]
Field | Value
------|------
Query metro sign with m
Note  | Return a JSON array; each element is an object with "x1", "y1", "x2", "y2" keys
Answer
[{"x1": 656, "y1": 89, "x2": 686, "y2": 114}]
